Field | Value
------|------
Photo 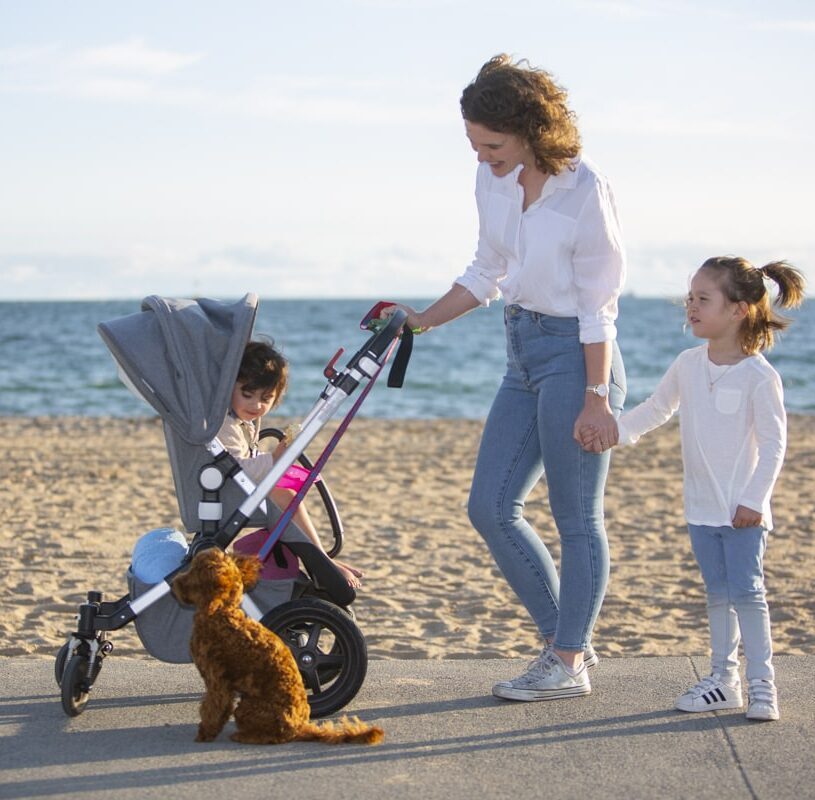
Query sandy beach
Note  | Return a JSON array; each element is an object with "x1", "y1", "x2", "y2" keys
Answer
[{"x1": 1, "y1": 414, "x2": 813, "y2": 661}]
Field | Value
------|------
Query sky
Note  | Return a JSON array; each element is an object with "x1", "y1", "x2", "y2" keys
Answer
[{"x1": 1, "y1": 0, "x2": 813, "y2": 300}]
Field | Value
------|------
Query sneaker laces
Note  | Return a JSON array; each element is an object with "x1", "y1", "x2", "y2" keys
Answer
[{"x1": 526, "y1": 651, "x2": 558, "y2": 678}]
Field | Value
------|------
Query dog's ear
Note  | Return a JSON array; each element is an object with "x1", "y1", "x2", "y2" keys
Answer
[
  {"x1": 232, "y1": 553, "x2": 262, "y2": 591},
  {"x1": 172, "y1": 565, "x2": 196, "y2": 606}
]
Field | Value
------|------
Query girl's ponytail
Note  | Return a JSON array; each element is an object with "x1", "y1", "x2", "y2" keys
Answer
[{"x1": 760, "y1": 261, "x2": 806, "y2": 311}]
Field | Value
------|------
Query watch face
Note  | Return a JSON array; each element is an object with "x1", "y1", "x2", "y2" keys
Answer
[{"x1": 597, "y1": 384, "x2": 609, "y2": 398}]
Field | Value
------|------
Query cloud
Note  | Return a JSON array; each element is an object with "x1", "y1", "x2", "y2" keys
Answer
[
  {"x1": 0, "y1": 37, "x2": 202, "y2": 103},
  {"x1": 750, "y1": 19, "x2": 815, "y2": 33},
  {"x1": 583, "y1": 104, "x2": 803, "y2": 142},
  {"x1": 0, "y1": 38, "x2": 452, "y2": 125},
  {"x1": 74, "y1": 38, "x2": 202, "y2": 75}
]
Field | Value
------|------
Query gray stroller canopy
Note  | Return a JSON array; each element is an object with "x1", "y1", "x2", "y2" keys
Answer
[{"x1": 98, "y1": 294, "x2": 258, "y2": 445}]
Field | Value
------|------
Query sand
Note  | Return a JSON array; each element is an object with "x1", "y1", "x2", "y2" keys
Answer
[{"x1": 1, "y1": 414, "x2": 813, "y2": 661}]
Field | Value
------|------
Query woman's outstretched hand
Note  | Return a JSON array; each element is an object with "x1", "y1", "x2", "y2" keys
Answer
[{"x1": 379, "y1": 303, "x2": 426, "y2": 334}]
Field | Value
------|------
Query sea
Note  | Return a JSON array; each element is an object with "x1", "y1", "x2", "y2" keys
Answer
[{"x1": 1, "y1": 297, "x2": 813, "y2": 419}]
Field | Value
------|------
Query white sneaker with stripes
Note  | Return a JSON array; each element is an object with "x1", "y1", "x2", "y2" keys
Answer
[{"x1": 675, "y1": 674, "x2": 743, "y2": 712}]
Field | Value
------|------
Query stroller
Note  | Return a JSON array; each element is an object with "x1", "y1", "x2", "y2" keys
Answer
[{"x1": 54, "y1": 294, "x2": 410, "y2": 719}]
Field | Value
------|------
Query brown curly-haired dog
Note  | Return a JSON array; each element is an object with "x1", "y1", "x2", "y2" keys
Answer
[{"x1": 172, "y1": 548, "x2": 383, "y2": 745}]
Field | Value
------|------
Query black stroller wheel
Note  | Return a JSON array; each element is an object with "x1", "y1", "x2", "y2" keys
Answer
[
  {"x1": 54, "y1": 642, "x2": 69, "y2": 687},
  {"x1": 61, "y1": 654, "x2": 92, "y2": 717},
  {"x1": 261, "y1": 597, "x2": 367, "y2": 718}
]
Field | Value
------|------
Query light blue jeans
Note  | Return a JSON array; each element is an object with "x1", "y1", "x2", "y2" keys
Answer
[
  {"x1": 688, "y1": 523, "x2": 774, "y2": 683},
  {"x1": 468, "y1": 306, "x2": 626, "y2": 652}
]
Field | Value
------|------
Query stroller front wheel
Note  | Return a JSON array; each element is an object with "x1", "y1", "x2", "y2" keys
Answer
[
  {"x1": 54, "y1": 642, "x2": 70, "y2": 687},
  {"x1": 61, "y1": 654, "x2": 92, "y2": 716}
]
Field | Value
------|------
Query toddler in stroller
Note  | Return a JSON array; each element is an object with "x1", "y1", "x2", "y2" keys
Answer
[
  {"x1": 55, "y1": 293, "x2": 410, "y2": 720},
  {"x1": 219, "y1": 337, "x2": 364, "y2": 589}
]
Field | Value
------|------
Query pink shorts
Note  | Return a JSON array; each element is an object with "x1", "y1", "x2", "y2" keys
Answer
[{"x1": 274, "y1": 463, "x2": 312, "y2": 491}]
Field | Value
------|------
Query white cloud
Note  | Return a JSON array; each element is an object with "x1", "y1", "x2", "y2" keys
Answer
[
  {"x1": 751, "y1": 19, "x2": 815, "y2": 32},
  {"x1": 584, "y1": 105, "x2": 803, "y2": 142},
  {"x1": 2, "y1": 262, "x2": 43, "y2": 285},
  {"x1": 0, "y1": 44, "x2": 61, "y2": 65},
  {"x1": 74, "y1": 37, "x2": 202, "y2": 75},
  {"x1": 0, "y1": 39, "x2": 452, "y2": 125}
]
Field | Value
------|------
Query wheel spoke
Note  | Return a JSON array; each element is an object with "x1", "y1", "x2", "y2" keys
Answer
[
  {"x1": 302, "y1": 666, "x2": 323, "y2": 694},
  {"x1": 306, "y1": 622, "x2": 323, "y2": 651},
  {"x1": 316, "y1": 653, "x2": 343, "y2": 669}
]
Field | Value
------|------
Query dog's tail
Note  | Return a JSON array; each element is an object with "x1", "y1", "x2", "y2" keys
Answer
[{"x1": 297, "y1": 715, "x2": 384, "y2": 745}]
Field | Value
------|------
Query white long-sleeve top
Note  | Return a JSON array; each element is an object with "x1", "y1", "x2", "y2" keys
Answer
[
  {"x1": 454, "y1": 157, "x2": 626, "y2": 344},
  {"x1": 617, "y1": 345, "x2": 787, "y2": 529}
]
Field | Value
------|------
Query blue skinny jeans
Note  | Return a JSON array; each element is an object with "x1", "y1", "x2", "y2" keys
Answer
[
  {"x1": 468, "y1": 305, "x2": 626, "y2": 652},
  {"x1": 688, "y1": 523, "x2": 774, "y2": 683}
]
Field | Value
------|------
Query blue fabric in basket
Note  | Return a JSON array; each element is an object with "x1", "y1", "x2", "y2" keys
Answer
[{"x1": 131, "y1": 527, "x2": 189, "y2": 583}]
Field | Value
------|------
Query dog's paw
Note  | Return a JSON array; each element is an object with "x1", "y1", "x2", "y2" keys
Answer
[{"x1": 195, "y1": 728, "x2": 217, "y2": 743}]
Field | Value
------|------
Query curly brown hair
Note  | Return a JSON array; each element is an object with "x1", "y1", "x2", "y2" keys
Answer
[
  {"x1": 699, "y1": 256, "x2": 806, "y2": 354},
  {"x1": 460, "y1": 54, "x2": 581, "y2": 175}
]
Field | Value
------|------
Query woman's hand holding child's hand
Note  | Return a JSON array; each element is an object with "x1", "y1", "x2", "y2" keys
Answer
[
  {"x1": 578, "y1": 424, "x2": 602, "y2": 450},
  {"x1": 575, "y1": 415, "x2": 619, "y2": 453}
]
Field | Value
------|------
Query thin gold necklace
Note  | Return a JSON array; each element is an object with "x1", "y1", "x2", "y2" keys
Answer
[{"x1": 705, "y1": 357, "x2": 734, "y2": 392}]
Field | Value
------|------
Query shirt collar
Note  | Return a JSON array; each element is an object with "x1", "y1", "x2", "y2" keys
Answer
[
  {"x1": 509, "y1": 157, "x2": 581, "y2": 207},
  {"x1": 228, "y1": 408, "x2": 252, "y2": 428}
]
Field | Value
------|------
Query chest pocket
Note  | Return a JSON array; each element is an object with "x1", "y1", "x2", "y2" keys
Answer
[{"x1": 714, "y1": 388, "x2": 742, "y2": 415}]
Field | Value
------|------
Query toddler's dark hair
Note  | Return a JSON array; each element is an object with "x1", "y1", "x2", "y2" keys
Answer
[
  {"x1": 700, "y1": 256, "x2": 805, "y2": 354},
  {"x1": 236, "y1": 339, "x2": 288, "y2": 407}
]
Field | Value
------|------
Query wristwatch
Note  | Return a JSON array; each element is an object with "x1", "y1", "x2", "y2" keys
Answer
[{"x1": 586, "y1": 383, "x2": 609, "y2": 398}]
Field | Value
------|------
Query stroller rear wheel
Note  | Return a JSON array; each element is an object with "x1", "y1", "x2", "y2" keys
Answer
[{"x1": 261, "y1": 597, "x2": 367, "y2": 718}]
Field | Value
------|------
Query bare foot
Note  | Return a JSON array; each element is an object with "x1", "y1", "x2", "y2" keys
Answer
[{"x1": 336, "y1": 562, "x2": 363, "y2": 588}]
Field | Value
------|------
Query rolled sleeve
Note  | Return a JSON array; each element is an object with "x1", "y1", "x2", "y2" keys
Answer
[
  {"x1": 454, "y1": 166, "x2": 505, "y2": 306},
  {"x1": 573, "y1": 178, "x2": 626, "y2": 344}
]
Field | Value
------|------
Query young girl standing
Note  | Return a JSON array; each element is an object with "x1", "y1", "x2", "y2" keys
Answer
[{"x1": 583, "y1": 256, "x2": 804, "y2": 721}]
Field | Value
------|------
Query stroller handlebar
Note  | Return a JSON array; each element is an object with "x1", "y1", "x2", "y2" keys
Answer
[{"x1": 345, "y1": 307, "x2": 408, "y2": 372}]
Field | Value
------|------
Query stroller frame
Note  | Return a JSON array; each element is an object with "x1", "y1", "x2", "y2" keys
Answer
[{"x1": 55, "y1": 296, "x2": 408, "y2": 718}]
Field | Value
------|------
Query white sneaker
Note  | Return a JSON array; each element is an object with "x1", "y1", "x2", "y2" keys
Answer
[
  {"x1": 675, "y1": 674, "x2": 743, "y2": 712},
  {"x1": 746, "y1": 678, "x2": 779, "y2": 721},
  {"x1": 492, "y1": 650, "x2": 591, "y2": 701},
  {"x1": 584, "y1": 644, "x2": 599, "y2": 669}
]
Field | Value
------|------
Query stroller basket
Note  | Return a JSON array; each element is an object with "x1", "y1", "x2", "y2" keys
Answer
[
  {"x1": 128, "y1": 569, "x2": 296, "y2": 663},
  {"x1": 56, "y1": 294, "x2": 410, "y2": 719}
]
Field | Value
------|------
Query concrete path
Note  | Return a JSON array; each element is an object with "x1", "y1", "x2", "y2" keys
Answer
[{"x1": 0, "y1": 655, "x2": 812, "y2": 800}]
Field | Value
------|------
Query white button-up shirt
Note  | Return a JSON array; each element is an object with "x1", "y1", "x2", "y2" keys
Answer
[{"x1": 455, "y1": 157, "x2": 626, "y2": 343}]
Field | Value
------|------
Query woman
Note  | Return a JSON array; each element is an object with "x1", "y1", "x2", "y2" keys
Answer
[{"x1": 391, "y1": 54, "x2": 626, "y2": 701}]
